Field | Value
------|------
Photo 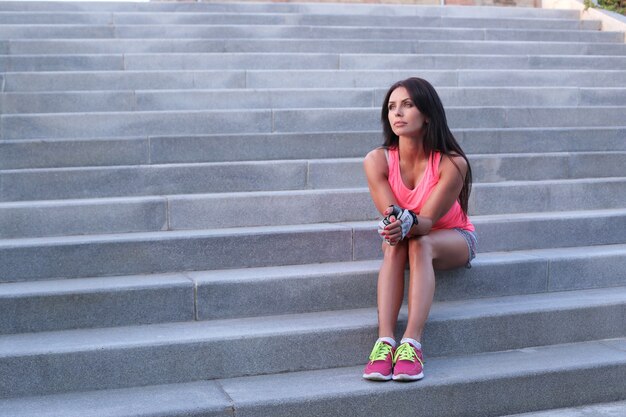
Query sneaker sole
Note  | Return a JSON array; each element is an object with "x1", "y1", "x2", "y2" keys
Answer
[
  {"x1": 362, "y1": 372, "x2": 393, "y2": 381},
  {"x1": 392, "y1": 372, "x2": 424, "y2": 381}
]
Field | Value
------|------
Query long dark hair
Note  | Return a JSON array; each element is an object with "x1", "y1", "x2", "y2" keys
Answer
[{"x1": 381, "y1": 77, "x2": 472, "y2": 215}]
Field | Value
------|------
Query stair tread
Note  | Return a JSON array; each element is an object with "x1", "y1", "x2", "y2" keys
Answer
[
  {"x1": 0, "y1": 338, "x2": 623, "y2": 417},
  {"x1": 1, "y1": 286, "x2": 624, "y2": 355},
  {"x1": 1, "y1": 208, "x2": 625, "y2": 246}
]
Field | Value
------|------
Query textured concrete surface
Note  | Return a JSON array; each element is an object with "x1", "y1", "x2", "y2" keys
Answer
[
  {"x1": 504, "y1": 400, "x2": 626, "y2": 416},
  {"x1": 0, "y1": 274, "x2": 194, "y2": 334},
  {"x1": 220, "y1": 339, "x2": 626, "y2": 417},
  {"x1": 0, "y1": 381, "x2": 231, "y2": 417},
  {"x1": 0, "y1": 289, "x2": 624, "y2": 398},
  {"x1": 1, "y1": 1, "x2": 624, "y2": 414}
]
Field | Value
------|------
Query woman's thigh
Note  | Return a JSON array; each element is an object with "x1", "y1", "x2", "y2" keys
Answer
[{"x1": 417, "y1": 229, "x2": 470, "y2": 270}]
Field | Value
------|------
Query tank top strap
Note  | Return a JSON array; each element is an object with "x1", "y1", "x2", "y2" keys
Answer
[{"x1": 421, "y1": 151, "x2": 440, "y2": 184}]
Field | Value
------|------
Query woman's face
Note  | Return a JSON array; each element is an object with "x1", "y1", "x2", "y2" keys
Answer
[{"x1": 387, "y1": 87, "x2": 428, "y2": 139}]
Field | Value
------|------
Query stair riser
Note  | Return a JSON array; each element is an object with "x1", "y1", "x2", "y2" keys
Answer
[
  {"x1": 0, "y1": 2, "x2": 581, "y2": 19},
  {"x1": 2, "y1": 213, "x2": 626, "y2": 282},
  {"x1": 0, "y1": 128, "x2": 626, "y2": 171},
  {"x1": 5, "y1": 70, "x2": 626, "y2": 93},
  {"x1": 0, "y1": 161, "x2": 309, "y2": 201},
  {"x1": 194, "y1": 251, "x2": 626, "y2": 320},
  {"x1": 1, "y1": 71, "x2": 246, "y2": 93},
  {"x1": 3, "y1": 153, "x2": 625, "y2": 201},
  {"x1": 0, "y1": 275, "x2": 194, "y2": 335},
  {"x1": 226, "y1": 362, "x2": 626, "y2": 417},
  {"x1": 3, "y1": 248, "x2": 626, "y2": 333},
  {"x1": 3, "y1": 107, "x2": 625, "y2": 140},
  {"x1": 5, "y1": 53, "x2": 626, "y2": 73},
  {"x1": 6, "y1": 39, "x2": 623, "y2": 55},
  {"x1": 4, "y1": 128, "x2": 626, "y2": 169},
  {"x1": 5, "y1": 179, "x2": 626, "y2": 238},
  {"x1": 0, "y1": 302, "x2": 623, "y2": 398},
  {"x1": 353, "y1": 212, "x2": 626, "y2": 260},
  {"x1": 0, "y1": 227, "x2": 353, "y2": 282},
  {"x1": 1, "y1": 26, "x2": 618, "y2": 43},
  {"x1": 0, "y1": 13, "x2": 598, "y2": 30},
  {"x1": 5, "y1": 87, "x2": 626, "y2": 114}
]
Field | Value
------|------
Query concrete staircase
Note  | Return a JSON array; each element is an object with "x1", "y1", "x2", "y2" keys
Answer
[{"x1": 1, "y1": 1, "x2": 625, "y2": 416}]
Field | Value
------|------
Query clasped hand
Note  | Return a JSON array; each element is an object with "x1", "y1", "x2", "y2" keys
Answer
[{"x1": 377, "y1": 205, "x2": 417, "y2": 246}]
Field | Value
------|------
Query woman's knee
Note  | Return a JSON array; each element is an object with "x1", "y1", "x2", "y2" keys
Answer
[
  {"x1": 381, "y1": 240, "x2": 408, "y2": 259},
  {"x1": 408, "y1": 236, "x2": 434, "y2": 262}
]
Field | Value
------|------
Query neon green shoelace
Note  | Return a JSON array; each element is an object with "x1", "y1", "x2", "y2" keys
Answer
[
  {"x1": 393, "y1": 343, "x2": 423, "y2": 365},
  {"x1": 368, "y1": 341, "x2": 393, "y2": 362}
]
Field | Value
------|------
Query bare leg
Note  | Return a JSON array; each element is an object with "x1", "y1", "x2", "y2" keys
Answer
[
  {"x1": 377, "y1": 239, "x2": 408, "y2": 338},
  {"x1": 402, "y1": 230, "x2": 470, "y2": 341}
]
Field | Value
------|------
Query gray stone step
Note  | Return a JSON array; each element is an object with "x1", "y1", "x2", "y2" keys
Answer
[
  {"x1": 0, "y1": 274, "x2": 194, "y2": 335},
  {"x1": 193, "y1": 244, "x2": 626, "y2": 320},
  {"x1": 4, "y1": 51, "x2": 626, "y2": 72},
  {"x1": 0, "y1": 69, "x2": 247, "y2": 92},
  {"x1": 0, "y1": 338, "x2": 624, "y2": 417},
  {"x1": 2, "y1": 245, "x2": 625, "y2": 333},
  {"x1": 170, "y1": 339, "x2": 626, "y2": 417},
  {"x1": 3, "y1": 106, "x2": 626, "y2": 140},
  {"x1": 2, "y1": 152, "x2": 624, "y2": 202},
  {"x1": 6, "y1": 38, "x2": 624, "y2": 55},
  {"x1": 3, "y1": 127, "x2": 626, "y2": 170},
  {"x1": 3, "y1": 24, "x2": 618, "y2": 42},
  {"x1": 0, "y1": 381, "x2": 229, "y2": 417},
  {"x1": 0, "y1": 287, "x2": 623, "y2": 398},
  {"x1": 504, "y1": 400, "x2": 626, "y2": 417},
  {"x1": 0, "y1": 12, "x2": 601, "y2": 30},
  {"x1": 0, "y1": 2, "x2": 582, "y2": 19},
  {"x1": 4, "y1": 69, "x2": 626, "y2": 93},
  {"x1": 3, "y1": 176, "x2": 625, "y2": 239},
  {"x1": 5, "y1": 87, "x2": 626, "y2": 114},
  {"x1": 356, "y1": 208, "x2": 626, "y2": 259},
  {"x1": 1, "y1": 208, "x2": 625, "y2": 282}
]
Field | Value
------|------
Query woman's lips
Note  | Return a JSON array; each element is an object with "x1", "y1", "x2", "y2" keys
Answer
[{"x1": 393, "y1": 122, "x2": 407, "y2": 127}]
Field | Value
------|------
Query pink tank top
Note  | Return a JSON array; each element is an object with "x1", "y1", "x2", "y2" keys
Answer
[{"x1": 387, "y1": 147, "x2": 474, "y2": 232}]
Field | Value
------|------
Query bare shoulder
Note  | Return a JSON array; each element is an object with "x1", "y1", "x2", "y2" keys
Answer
[
  {"x1": 440, "y1": 153, "x2": 468, "y2": 175},
  {"x1": 363, "y1": 147, "x2": 388, "y2": 176}
]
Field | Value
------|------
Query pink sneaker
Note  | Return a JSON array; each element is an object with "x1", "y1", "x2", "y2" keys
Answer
[
  {"x1": 392, "y1": 342, "x2": 424, "y2": 381},
  {"x1": 362, "y1": 340, "x2": 395, "y2": 381}
]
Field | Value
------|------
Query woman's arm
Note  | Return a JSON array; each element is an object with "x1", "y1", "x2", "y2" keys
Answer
[
  {"x1": 408, "y1": 154, "x2": 467, "y2": 237},
  {"x1": 363, "y1": 148, "x2": 407, "y2": 244},
  {"x1": 363, "y1": 148, "x2": 398, "y2": 215}
]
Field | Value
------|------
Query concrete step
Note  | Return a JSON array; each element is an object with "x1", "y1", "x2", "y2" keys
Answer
[
  {"x1": 2, "y1": 24, "x2": 619, "y2": 42},
  {"x1": 3, "y1": 176, "x2": 625, "y2": 238},
  {"x1": 2, "y1": 152, "x2": 624, "y2": 202},
  {"x1": 6, "y1": 38, "x2": 624, "y2": 55},
  {"x1": 0, "y1": 2, "x2": 582, "y2": 19},
  {"x1": 0, "y1": 288, "x2": 624, "y2": 398},
  {"x1": 140, "y1": 339, "x2": 626, "y2": 417},
  {"x1": 0, "y1": 338, "x2": 624, "y2": 417},
  {"x1": 191, "y1": 244, "x2": 626, "y2": 320},
  {"x1": 4, "y1": 69, "x2": 626, "y2": 93},
  {"x1": 2, "y1": 245, "x2": 626, "y2": 333},
  {"x1": 503, "y1": 400, "x2": 626, "y2": 417},
  {"x1": 4, "y1": 52, "x2": 626, "y2": 73},
  {"x1": 0, "y1": 12, "x2": 601, "y2": 31},
  {"x1": 3, "y1": 127, "x2": 626, "y2": 170},
  {"x1": 1, "y1": 208, "x2": 625, "y2": 281},
  {"x1": 3, "y1": 106, "x2": 625, "y2": 140},
  {"x1": 0, "y1": 274, "x2": 194, "y2": 335},
  {"x1": 5, "y1": 87, "x2": 626, "y2": 114}
]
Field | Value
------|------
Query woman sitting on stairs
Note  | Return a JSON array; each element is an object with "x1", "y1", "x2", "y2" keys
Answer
[{"x1": 362, "y1": 77, "x2": 477, "y2": 382}]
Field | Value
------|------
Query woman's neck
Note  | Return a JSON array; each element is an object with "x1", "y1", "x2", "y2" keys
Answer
[{"x1": 398, "y1": 135, "x2": 427, "y2": 162}]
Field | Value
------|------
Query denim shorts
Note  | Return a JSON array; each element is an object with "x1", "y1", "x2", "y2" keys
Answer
[{"x1": 454, "y1": 228, "x2": 478, "y2": 269}]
